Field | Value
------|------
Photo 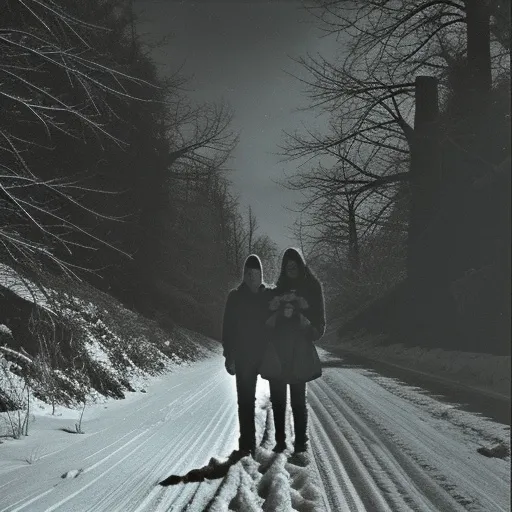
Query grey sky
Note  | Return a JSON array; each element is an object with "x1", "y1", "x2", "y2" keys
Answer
[{"x1": 134, "y1": 0, "x2": 339, "y2": 252}]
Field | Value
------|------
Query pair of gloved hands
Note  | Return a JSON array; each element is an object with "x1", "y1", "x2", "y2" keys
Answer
[{"x1": 268, "y1": 294, "x2": 309, "y2": 311}]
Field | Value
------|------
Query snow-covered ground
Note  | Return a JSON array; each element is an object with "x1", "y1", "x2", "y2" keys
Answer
[
  {"x1": 0, "y1": 350, "x2": 509, "y2": 511},
  {"x1": 322, "y1": 325, "x2": 511, "y2": 398}
]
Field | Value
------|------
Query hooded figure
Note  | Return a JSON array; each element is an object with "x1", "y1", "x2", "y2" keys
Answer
[
  {"x1": 271, "y1": 248, "x2": 325, "y2": 338},
  {"x1": 221, "y1": 254, "x2": 272, "y2": 455},
  {"x1": 267, "y1": 247, "x2": 325, "y2": 454}
]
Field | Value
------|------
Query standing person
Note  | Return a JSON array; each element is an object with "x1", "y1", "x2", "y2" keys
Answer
[
  {"x1": 267, "y1": 248, "x2": 325, "y2": 454},
  {"x1": 222, "y1": 254, "x2": 271, "y2": 456}
]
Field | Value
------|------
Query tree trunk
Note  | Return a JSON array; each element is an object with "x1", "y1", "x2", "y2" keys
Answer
[
  {"x1": 247, "y1": 206, "x2": 257, "y2": 254},
  {"x1": 407, "y1": 76, "x2": 440, "y2": 283},
  {"x1": 347, "y1": 201, "x2": 360, "y2": 271},
  {"x1": 465, "y1": 0, "x2": 492, "y2": 99}
]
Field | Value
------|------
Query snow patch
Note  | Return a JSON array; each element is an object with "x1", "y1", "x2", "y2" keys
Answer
[
  {"x1": 0, "y1": 324, "x2": 12, "y2": 335},
  {"x1": 61, "y1": 468, "x2": 83, "y2": 479},
  {"x1": 326, "y1": 332, "x2": 510, "y2": 396}
]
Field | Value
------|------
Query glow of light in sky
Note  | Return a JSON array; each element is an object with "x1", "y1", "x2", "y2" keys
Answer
[{"x1": 134, "y1": 0, "x2": 341, "y2": 252}]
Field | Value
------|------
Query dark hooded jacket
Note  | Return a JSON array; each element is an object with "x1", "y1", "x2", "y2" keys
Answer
[
  {"x1": 273, "y1": 269, "x2": 325, "y2": 340},
  {"x1": 260, "y1": 249, "x2": 325, "y2": 383},
  {"x1": 266, "y1": 306, "x2": 319, "y2": 382},
  {"x1": 222, "y1": 282, "x2": 272, "y2": 368}
]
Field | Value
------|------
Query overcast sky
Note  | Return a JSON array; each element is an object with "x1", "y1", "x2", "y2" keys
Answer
[{"x1": 134, "y1": 0, "x2": 340, "y2": 253}]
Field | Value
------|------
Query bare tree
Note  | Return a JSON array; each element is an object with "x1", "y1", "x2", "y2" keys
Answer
[
  {"x1": 282, "y1": 0, "x2": 509, "y2": 287},
  {"x1": 167, "y1": 101, "x2": 239, "y2": 174},
  {"x1": 284, "y1": 138, "x2": 408, "y2": 265},
  {"x1": 284, "y1": 0, "x2": 509, "y2": 202},
  {"x1": 246, "y1": 205, "x2": 259, "y2": 254},
  {"x1": 252, "y1": 234, "x2": 279, "y2": 283},
  {"x1": 306, "y1": 0, "x2": 509, "y2": 96},
  {"x1": 0, "y1": 0, "x2": 158, "y2": 278},
  {"x1": 231, "y1": 210, "x2": 249, "y2": 274}
]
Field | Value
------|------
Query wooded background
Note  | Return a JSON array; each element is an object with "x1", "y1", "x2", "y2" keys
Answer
[
  {"x1": 0, "y1": 0, "x2": 510, "y2": 356},
  {"x1": 283, "y1": 0, "x2": 510, "y2": 354},
  {"x1": 0, "y1": 0, "x2": 279, "y2": 341}
]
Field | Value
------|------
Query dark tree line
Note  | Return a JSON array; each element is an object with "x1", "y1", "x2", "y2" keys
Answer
[
  {"x1": 284, "y1": 0, "x2": 510, "y2": 353},
  {"x1": 0, "y1": 0, "x2": 277, "y2": 340}
]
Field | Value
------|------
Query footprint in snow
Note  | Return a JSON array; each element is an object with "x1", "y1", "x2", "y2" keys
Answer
[
  {"x1": 287, "y1": 452, "x2": 311, "y2": 467},
  {"x1": 61, "y1": 469, "x2": 83, "y2": 479}
]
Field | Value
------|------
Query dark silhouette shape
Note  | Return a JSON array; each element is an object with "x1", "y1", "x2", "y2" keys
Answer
[
  {"x1": 60, "y1": 427, "x2": 85, "y2": 435},
  {"x1": 158, "y1": 450, "x2": 248, "y2": 486},
  {"x1": 477, "y1": 444, "x2": 509, "y2": 459},
  {"x1": 266, "y1": 247, "x2": 326, "y2": 455},
  {"x1": 319, "y1": 358, "x2": 363, "y2": 370},
  {"x1": 272, "y1": 441, "x2": 286, "y2": 453},
  {"x1": 222, "y1": 254, "x2": 272, "y2": 453}
]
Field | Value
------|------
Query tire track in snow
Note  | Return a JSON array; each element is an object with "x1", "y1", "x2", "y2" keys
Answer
[
  {"x1": 0, "y1": 478, "x2": 18, "y2": 493},
  {"x1": 119, "y1": 391, "x2": 237, "y2": 512},
  {"x1": 44, "y1": 429, "x2": 161, "y2": 512},
  {"x1": 27, "y1": 383, "x2": 189, "y2": 469},
  {"x1": 1, "y1": 488, "x2": 55, "y2": 512},
  {"x1": 82, "y1": 429, "x2": 141, "y2": 462},
  {"x1": 308, "y1": 387, "x2": 393, "y2": 512},
  {"x1": 5, "y1": 429, "x2": 158, "y2": 512},
  {"x1": 82, "y1": 429, "x2": 150, "y2": 474},
  {"x1": 310, "y1": 378, "x2": 466, "y2": 511},
  {"x1": 130, "y1": 417, "x2": 209, "y2": 512},
  {"x1": 151, "y1": 377, "x2": 273, "y2": 511},
  {"x1": 148, "y1": 372, "x2": 234, "y2": 504},
  {"x1": 3, "y1": 355, "x2": 507, "y2": 511},
  {"x1": 149, "y1": 383, "x2": 237, "y2": 511},
  {"x1": 5, "y1": 430, "x2": 148, "y2": 512},
  {"x1": 318, "y1": 370, "x2": 509, "y2": 511},
  {"x1": 0, "y1": 378, "x2": 204, "y2": 498},
  {"x1": 83, "y1": 372, "x2": 235, "y2": 511},
  {"x1": 1, "y1": 363, "x2": 230, "y2": 512},
  {"x1": 59, "y1": 382, "x2": 224, "y2": 512},
  {"x1": 160, "y1": 403, "x2": 254, "y2": 512},
  {"x1": 135, "y1": 374, "x2": 237, "y2": 510},
  {"x1": 98, "y1": 421, "x2": 209, "y2": 511},
  {"x1": 310, "y1": 383, "x2": 417, "y2": 511}
]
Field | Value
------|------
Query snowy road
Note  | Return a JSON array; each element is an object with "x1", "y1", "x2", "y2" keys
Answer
[{"x1": 0, "y1": 352, "x2": 509, "y2": 511}]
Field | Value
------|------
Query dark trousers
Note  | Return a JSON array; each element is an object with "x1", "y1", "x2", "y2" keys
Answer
[
  {"x1": 269, "y1": 380, "x2": 308, "y2": 445},
  {"x1": 235, "y1": 367, "x2": 259, "y2": 451}
]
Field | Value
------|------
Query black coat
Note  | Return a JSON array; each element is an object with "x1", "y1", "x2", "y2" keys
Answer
[
  {"x1": 222, "y1": 283, "x2": 272, "y2": 368},
  {"x1": 267, "y1": 313, "x2": 319, "y2": 382},
  {"x1": 272, "y1": 275, "x2": 325, "y2": 340}
]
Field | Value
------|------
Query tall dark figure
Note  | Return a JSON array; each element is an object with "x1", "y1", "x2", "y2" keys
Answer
[
  {"x1": 268, "y1": 248, "x2": 325, "y2": 453},
  {"x1": 222, "y1": 254, "x2": 271, "y2": 456}
]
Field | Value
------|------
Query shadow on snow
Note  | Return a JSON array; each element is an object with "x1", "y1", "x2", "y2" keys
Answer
[{"x1": 158, "y1": 449, "x2": 246, "y2": 486}]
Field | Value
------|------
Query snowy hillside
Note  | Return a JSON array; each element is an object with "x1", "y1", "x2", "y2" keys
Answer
[{"x1": 1, "y1": 265, "x2": 217, "y2": 433}]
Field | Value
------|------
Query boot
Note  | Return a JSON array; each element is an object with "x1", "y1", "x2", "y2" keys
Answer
[{"x1": 272, "y1": 441, "x2": 287, "y2": 453}]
